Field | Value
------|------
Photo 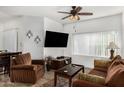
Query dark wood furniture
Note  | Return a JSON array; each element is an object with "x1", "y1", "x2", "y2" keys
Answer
[
  {"x1": 54, "y1": 64, "x2": 84, "y2": 87},
  {"x1": 0, "y1": 56, "x2": 10, "y2": 74},
  {"x1": 0, "y1": 52, "x2": 22, "y2": 57},
  {"x1": 46, "y1": 56, "x2": 71, "y2": 71},
  {"x1": 0, "y1": 52, "x2": 22, "y2": 74}
]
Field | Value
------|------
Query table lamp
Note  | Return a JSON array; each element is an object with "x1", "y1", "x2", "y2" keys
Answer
[{"x1": 107, "y1": 42, "x2": 119, "y2": 59}]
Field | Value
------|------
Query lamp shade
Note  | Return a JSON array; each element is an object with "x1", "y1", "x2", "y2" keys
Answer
[{"x1": 106, "y1": 42, "x2": 119, "y2": 49}]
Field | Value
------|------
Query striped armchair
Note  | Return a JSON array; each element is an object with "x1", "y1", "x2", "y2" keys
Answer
[{"x1": 10, "y1": 53, "x2": 45, "y2": 84}]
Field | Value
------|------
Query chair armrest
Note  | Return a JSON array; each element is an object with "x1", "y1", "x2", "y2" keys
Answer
[
  {"x1": 11, "y1": 65, "x2": 37, "y2": 70},
  {"x1": 72, "y1": 80, "x2": 105, "y2": 87},
  {"x1": 32, "y1": 59, "x2": 45, "y2": 65}
]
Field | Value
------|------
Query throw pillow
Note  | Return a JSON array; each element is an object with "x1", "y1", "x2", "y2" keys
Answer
[{"x1": 79, "y1": 73, "x2": 105, "y2": 85}]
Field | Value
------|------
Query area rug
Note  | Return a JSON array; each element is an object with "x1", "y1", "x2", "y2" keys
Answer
[
  {"x1": 33, "y1": 71, "x2": 79, "y2": 87},
  {"x1": 34, "y1": 67, "x2": 91, "y2": 87},
  {"x1": 38, "y1": 77, "x2": 69, "y2": 87},
  {"x1": 0, "y1": 67, "x2": 91, "y2": 87}
]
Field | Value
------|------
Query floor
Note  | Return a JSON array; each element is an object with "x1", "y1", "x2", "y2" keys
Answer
[{"x1": 0, "y1": 67, "x2": 91, "y2": 87}]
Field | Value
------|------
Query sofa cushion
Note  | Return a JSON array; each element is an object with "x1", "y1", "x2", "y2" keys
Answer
[
  {"x1": 89, "y1": 69, "x2": 107, "y2": 78},
  {"x1": 94, "y1": 59, "x2": 111, "y2": 69},
  {"x1": 105, "y1": 59, "x2": 124, "y2": 86},
  {"x1": 15, "y1": 53, "x2": 32, "y2": 65},
  {"x1": 79, "y1": 73, "x2": 105, "y2": 85},
  {"x1": 94, "y1": 67, "x2": 107, "y2": 72},
  {"x1": 11, "y1": 65, "x2": 37, "y2": 70}
]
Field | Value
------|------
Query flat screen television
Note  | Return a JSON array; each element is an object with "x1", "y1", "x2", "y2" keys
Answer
[{"x1": 44, "y1": 31, "x2": 69, "y2": 47}]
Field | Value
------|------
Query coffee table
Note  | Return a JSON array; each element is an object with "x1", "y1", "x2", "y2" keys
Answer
[{"x1": 54, "y1": 64, "x2": 84, "y2": 87}]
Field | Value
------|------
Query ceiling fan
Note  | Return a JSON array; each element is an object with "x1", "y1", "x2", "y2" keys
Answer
[{"x1": 58, "y1": 6, "x2": 93, "y2": 20}]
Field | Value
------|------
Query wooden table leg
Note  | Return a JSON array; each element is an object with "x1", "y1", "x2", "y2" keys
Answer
[
  {"x1": 54, "y1": 72, "x2": 57, "y2": 86},
  {"x1": 82, "y1": 67, "x2": 84, "y2": 73},
  {"x1": 69, "y1": 78, "x2": 72, "y2": 87}
]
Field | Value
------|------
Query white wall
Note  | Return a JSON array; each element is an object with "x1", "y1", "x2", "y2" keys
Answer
[
  {"x1": 0, "y1": 21, "x2": 20, "y2": 51},
  {"x1": 1, "y1": 16, "x2": 44, "y2": 59},
  {"x1": 19, "y1": 16, "x2": 44, "y2": 59},
  {"x1": 64, "y1": 14, "x2": 122, "y2": 68},
  {"x1": 2, "y1": 19, "x2": 21, "y2": 51},
  {"x1": 44, "y1": 17, "x2": 65, "y2": 57},
  {"x1": 3, "y1": 30, "x2": 17, "y2": 52},
  {"x1": 1, "y1": 16, "x2": 65, "y2": 59},
  {"x1": 0, "y1": 32, "x2": 3, "y2": 49},
  {"x1": 0, "y1": 24, "x2": 3, "y2": 49},
  {"x1": 121, "y1": 12, "x2": 124, "y2": 57}
]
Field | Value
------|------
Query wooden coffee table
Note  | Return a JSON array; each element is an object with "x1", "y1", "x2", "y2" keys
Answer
[{"x1": 54, "y1": 64, "x2": 84, "y2": 87}]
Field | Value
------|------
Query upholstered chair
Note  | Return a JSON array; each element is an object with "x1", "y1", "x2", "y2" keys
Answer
[{"x1": 10, "y1": 53, "x2": 45, "y2": 84}]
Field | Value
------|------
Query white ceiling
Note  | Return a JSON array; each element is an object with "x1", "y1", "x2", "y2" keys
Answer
[{"x1": 0, "y1": 6, "x2": 124, "y2": 24}]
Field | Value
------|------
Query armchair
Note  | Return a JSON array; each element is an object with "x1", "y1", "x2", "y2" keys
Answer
[{"x1": 10, "y1": 53, "x2": 45, "y2": 84}]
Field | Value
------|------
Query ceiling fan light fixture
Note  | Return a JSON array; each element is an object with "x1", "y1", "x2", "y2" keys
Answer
[{"x1": 69, "y1": 15, "x2": 78, "y2": 21}]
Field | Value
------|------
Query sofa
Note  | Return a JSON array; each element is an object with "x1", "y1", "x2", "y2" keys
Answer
[
  {"x1": 10, "y1": 53, "x2": 45, "y2": 84},
  {"x1": 72, "y1": 55, "x2": 124, "y2": 87}
]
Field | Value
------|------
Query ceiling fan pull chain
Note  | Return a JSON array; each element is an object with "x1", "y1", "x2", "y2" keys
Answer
[{"x1": 73, "y1": 24, "x2": 77, "y2": 32}]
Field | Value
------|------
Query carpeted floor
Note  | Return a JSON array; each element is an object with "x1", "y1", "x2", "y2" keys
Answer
[{"x1": 0, "y1": 67, "x2": 91, "y2": 87}]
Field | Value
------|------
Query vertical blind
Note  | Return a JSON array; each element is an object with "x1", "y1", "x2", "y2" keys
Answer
[{"x1": 73, "y1": 31, "x2": 121, "y2": 57}]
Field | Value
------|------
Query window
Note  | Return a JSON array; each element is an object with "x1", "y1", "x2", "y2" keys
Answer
[
  {"x1": 73, "y1": 31, "x2": 121, "y2": 57},
  {"x1": 3, "y1": 30, "x2": 17, "y2": 52}
]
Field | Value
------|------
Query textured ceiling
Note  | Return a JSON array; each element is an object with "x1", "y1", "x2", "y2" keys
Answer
[{"x1": 0, "y1": 6, "x2": 124, "y2": 24}]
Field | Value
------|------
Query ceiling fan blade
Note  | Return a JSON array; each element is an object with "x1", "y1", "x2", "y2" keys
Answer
[
  {"x1": 62, "y1": 15, "x2": 72, "y2": 20},
  {"x1": 75, "y1": 6, "x2": 82, "y2": 13},
  {"x1": 58, "y1": 11, "x2": 71, "y2": 14},
  {"x1": 78, "y1": 12, "x2": 93, "y2": 15}
]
